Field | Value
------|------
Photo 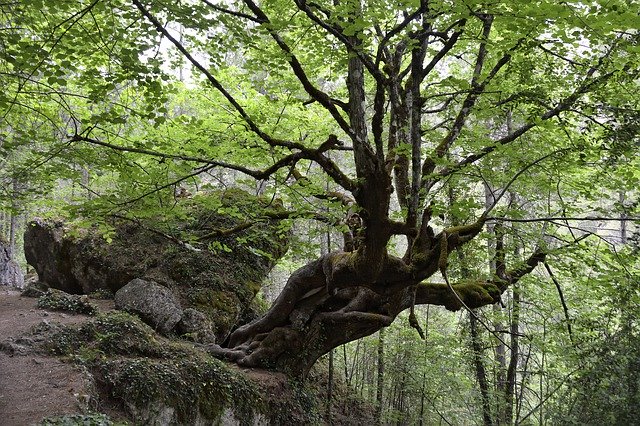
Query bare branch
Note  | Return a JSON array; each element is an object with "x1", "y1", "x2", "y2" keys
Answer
[
  {"x1": 200, "y1": 0, "x2": 261, "y2": 23},
  {"x1": 71, "y1": 134, "x2": 297, "y2": 180},
  {"x1": 131, "y1": 0, "x2": 303, "y2": 151},
  {"x1": 483, "y1": 148, "x2": 570, "y2": 217},
  {"x1": 421, "y1": 20, "x2": 466, "y2": 79},
  {"x1": 544, "y1": 261, "x2": 574, "y2": 343},
  {"x1": 72, "y1": 132, "x2": 356, "y2": 192},
  {"x1": 293, "y1": 0, "x2": 384, "y2": 83},
  {"x1": 242, "y1": 0, "x2": 354, "y2": 139}
]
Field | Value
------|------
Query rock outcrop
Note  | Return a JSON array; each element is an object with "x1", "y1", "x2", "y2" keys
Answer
[
  {"x1": 23, "y1": 189, "x2": 288, "y2": 341},
  {"x1": 115, "y1": 279, "x2": 183, "y2": 335},
  {"x1": 0, "y1": 238, "x2": 23, "y2": 288}
]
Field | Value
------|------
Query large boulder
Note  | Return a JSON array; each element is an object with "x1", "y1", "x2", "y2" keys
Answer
[
  {"x1": 23, "y1": 189, "x2": 288, "y2": 341},
  {"x1": 115, "y1": 279, "x2": 183, "y2": 335},
  {"x1": 0, "y1": 238, "x2": 24, "y2": 288},
  {"x1": 23, "y1": 220, "x2": 91, "y2": 293}
]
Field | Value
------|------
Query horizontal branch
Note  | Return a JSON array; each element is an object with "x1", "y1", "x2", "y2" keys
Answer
[
  {"x1": 117, "y1": 164, "x2": 216, "y2": 206},
  {"x1": 70, "y1": 134, "x2": 294, "y2": 180},
  {"x1": 72, "y1": 132, "x2": 355, "y2": 191},
  {"x1": 201, "y1": 0, "x2": 261, "y2": 23},
  {"x1": 110, "y1": 213, "x2": 201, "y2": 252}
]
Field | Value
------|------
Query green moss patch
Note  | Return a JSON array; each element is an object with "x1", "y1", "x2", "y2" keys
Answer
[
  {"x1": 39, "y1": 413, "x2": 115, "y2": 426},
  {"x1": 96, "y1": 357, "x2": 260, "y2": 425},
  {"x1": 185, "y1": 288, "x2": 240, "y2": 337},
  {"x1": 38, "y1": 290, "x2": 97, "y2": 315},
  {"x1": 44, "y1": 311, "x2": 195, "y2": 360}
]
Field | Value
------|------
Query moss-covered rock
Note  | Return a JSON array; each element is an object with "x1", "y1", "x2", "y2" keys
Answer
[
  {"x1": 3, "y1": 307, "x2": 372, "y2": 425},
  {"x1": 42, "y1": 311, "x2": 192, "y2": 360},
  {"x1": 96, "y1": 357, "x2": 261, "y2": 425}
]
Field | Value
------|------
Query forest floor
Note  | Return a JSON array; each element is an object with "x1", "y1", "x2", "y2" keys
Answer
[{"x1": 0, "y1": 289, "x2": 116, "y2": 425}]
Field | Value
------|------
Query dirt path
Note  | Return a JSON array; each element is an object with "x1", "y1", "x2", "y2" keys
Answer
[{"x1": 0, "y1": 289, "x2": 113, "y2": 425}]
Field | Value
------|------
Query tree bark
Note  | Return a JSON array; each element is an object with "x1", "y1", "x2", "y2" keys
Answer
[
  {"x1": 493, "y1": 302, "x2": 507, "y2": 425},
  {"x1": 326, "y1": 349, "x2": 334, "y2": 424}
]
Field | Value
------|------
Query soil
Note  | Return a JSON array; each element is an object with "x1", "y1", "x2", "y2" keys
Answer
[{"x1": 0, "y1": 289, "x2": 115, "y2": 425}]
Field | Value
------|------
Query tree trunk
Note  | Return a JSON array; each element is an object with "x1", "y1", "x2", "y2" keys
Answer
[
  {"x1": 504, "y1": 284, "x2": 520, "y2": 425},
  {"x1": 539, "y1": 321, "x2": 546, "y2": 426},
  {"x1": 326, "y1": 349, "x2": 334, "y2": 424},
  {"x1": 9, "y1": 177, "x2": 19, "y2": 259},
  {"x1": 470, "y1": 314, "x2": 494, "y2": 426},
  {"x1": 493, "y1": 302, "x2": 507, "y2": 425},
  {"x1": 619, "y1": 192, "x2": 627, "y2": 244},
  {"x1": 206, "y1": 176, "x2": 545, "y2": 377},
  {"x1": 209, "y1": 238, "x2": 519, "y2": 377},
  {"x1": 375, "y1": 328, "x2": 385, "y2": 425}
]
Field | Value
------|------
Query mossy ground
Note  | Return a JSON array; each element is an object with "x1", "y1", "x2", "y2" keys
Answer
[
  {"x1": 39, "y1": 413, "x2": 116, "y2": 426},
  {"x1": 37, "y1": 289, "x2": 98, "y2": 315}
]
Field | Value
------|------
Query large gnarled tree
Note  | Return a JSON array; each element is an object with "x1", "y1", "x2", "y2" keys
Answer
[{"x1": 2, "y1": 0, "x2": 638, "y2": 377}]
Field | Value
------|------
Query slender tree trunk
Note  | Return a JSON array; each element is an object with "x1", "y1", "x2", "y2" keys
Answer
[
  {"x1": 9, "y1": 177, "x2": 19, "y2": 259},
  {"x1": 515, "y1": 346, "x2": 532, "y2": 424},
  {"x1": 1, "y1": 211, "x2": 6, "y2": 240},
  {"x1": 484, "y1": 183, "x2": 502, "y2": 425},
  {"x1": 470, "y1": 314, "x2": 494, "y2": 426},
  {"x1": 505, "y1": 209, "x2": 521, "y2": 425},
  {"x1": 619, "y1": 192, "x2": 627, "y2": 244},
  {"x1": 397, "y1": 369, "x2": 406, "y2": 425},
  {"x1": 493, "y1": 303, "x2": 506, "y2": 424},
  {"x1": 619, "y1": 205, "x2": 636, "y2": 422},
  {"x1": 539, "y1": 321, "x2": 546, "y2": 426},
  {"x1": 451, "y1": 184, "x2": 494, "y2": 425},
  {"x1": 419, "y1": 308, "x2": 430, "y2": 426},
  {"x1": 504, "y1": 284, "x2": 519, "y2": 425},
  {"x1": 327, "y1": 349, "x2": 334, "y2": 424},
  {"x1": 375, "y1": 328, "x2": 385, "y2": 425},
  {"x1": 81, "y1": 167, "x2": 90, "y2": 197},
  {"x1": 343, "y1": 345, "x2": 350, "y2": 387}
]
